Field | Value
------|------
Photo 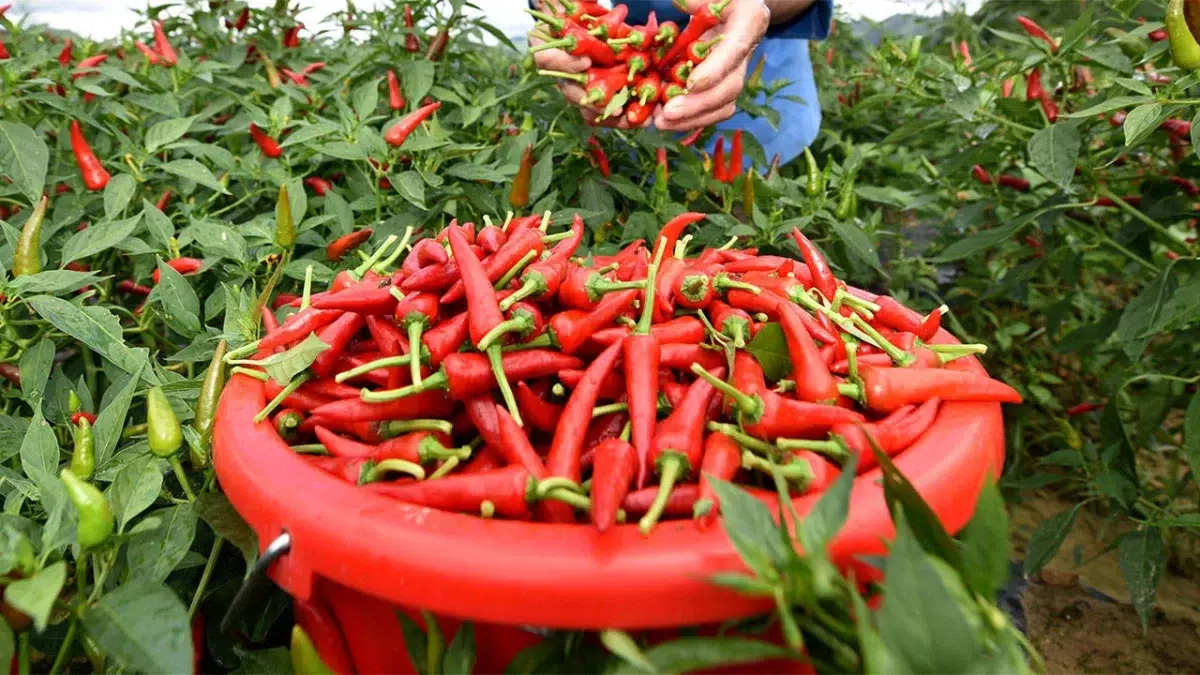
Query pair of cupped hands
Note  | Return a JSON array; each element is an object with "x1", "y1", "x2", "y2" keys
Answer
[{"x1": 529, "y1": 0, "x2": 772, "y2": 129}]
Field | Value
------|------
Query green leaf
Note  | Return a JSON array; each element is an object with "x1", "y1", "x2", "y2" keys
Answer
[
  {"x1": 142, "y1": 199, "x2": 175, "y2": 250},
  {"x1": 103, "y1": 173, "x2": 137, "y2": 219},
  {"x1": 126, "y1": 504, "x2": 198, "y2": 584},
  {"x1": 401, "y1": 61, "x2": 436, "y2": 109},
  {"x1": 877, "y1": 511, "x2": 981, "y2": 673},
  {"x1": 1192, "y1": 111, "x2": 1200, "y2": 157},
  {"x1": 746, "y1": 323, "x2": 789, "y2": 381},
  {"x1": 317, "y1": 141, "x2": 368, "y2": 161},
  {"x1": 18, "y1": 338, "x2": 53, "y2": 411},
  {"x1": 1077, "y1": 44, "x2": 1132, "y2": 74},
  {"x1": 1124, "y1": 103, "x2": 1164, "y2": 147},
  {"x1": 800, "y1": 452, "x2": 857, "y2": 553},
  {"x1": 0, "y1": 122, "x2": 49, "y2": 204},
  {"x1": 392, "y1": 171, "x2": 426, "y2": 208},
  {"x1": 19, "y1": 411, "x2": 58, "y2": 496},
  {"x1": 1027, "y1": 123, "x2": 1080, "y2": 190},
  {"x1": 395, "y1": 611, "x2": 429, "y2": 675},
  {"x1": 81, "y1": 581, "x2": 192, "y2": 675},
  {"x1": 639, "y1": 638, "x2": 792, "y2": 675},
  {"x1": 160, "y1": 159, "x2": 228, "y2": 193},
  {"x1": 1185, "y1": 395, "x2": 1200, "y2": 490},
  {"x1": 529, "y1": 152, "x2": 553, "y2": 204},
  {"x1": 3, "y1": 561, "x2": 66, "y2": 633},
  {"x1": 195, "y1": 492, "x2": 258, "y2": 565},
  {"x1": 7, "y1": 270, "x2": 102, "y2": 296},
  {"x1": 0, "y1": 618, "x2": 12, "y2": 675},
  {"x1": 151, "y1": 258, "x2": 202, "y2": 337},
  {"x1": 352, "y1": 80, "x2": 380, "y2": 121},
  {"x1": 709, "y1": 477, "x2": 790, "y2": 578},
  {"x1": 870, "y1": 441, "x2": 963, "y2": 570},
  {"x1": 93, "y1": 365, "x2": 143, "y2": 466},
  {"x1": 106, "y1": 454, "x2": 165, "y2": 532},
  {"x1": 959, "y1": 479, "x2": 1010, "y2": 597},
  {"x1": 1060, "y1": 95, "x2": 1150, "y2": 118},
  {"x1": 254, "y1": 333, "x2": 329, "y2": 385},
  {"x1": 829, "y1": 218, "x2": 882, "y2": 272},
  {"x1": 1118, "y1": 527, "x2": 1164, "y2": 634},
  {"x1": 445, "y1": 163, "x2": 508, "y2": 182},
  {"x1": 1116, "y1": 266, "x2": 1175, "y2": 360},
  {"x1": 1023, "y1": 505, "x2": 1080, "y2": 576},
  {"x1": 59, "y1": 214, "x2": 142, "y2": 265},
  {"x1": 280, "y1": 121, "x2": 340, "y2": 148},
  {"x1": 145, "y1": 116, "x2": 198, "y2": 154},
  {"x1": 444, "y1": 622, "x2": 477, "y2": 675},
  {"x1": 601, "y1": 88, "x2": 630, "y2": 121},
  {"x1": 600, "y1": 630, "x2": 654, "y2": 673},
  {"x1": 29, "y1": 297, "x2": 156, "y2": 383}
]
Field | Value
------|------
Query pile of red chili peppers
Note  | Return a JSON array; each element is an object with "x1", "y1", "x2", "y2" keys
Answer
[
  {"x1": 223, "y1": 212, "x2": 1022, "y2": 534},
  {"x1": 531, "y1": 0, "x2": 730, "y2": 126}
]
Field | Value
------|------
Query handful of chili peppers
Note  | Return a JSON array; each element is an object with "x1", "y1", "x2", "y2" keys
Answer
[
  {"x1": 223, "y1": 211, "x2": 1021, "y2": 535},
  {"x1": 530, "y1": 0, "x2": 731, "y2": 126}
]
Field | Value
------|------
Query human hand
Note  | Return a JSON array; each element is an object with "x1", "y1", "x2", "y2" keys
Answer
[{"x1": 654, "y1": 0, "x2": 771, "y2": 131}]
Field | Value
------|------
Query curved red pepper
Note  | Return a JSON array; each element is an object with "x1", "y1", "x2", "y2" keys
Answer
[
  {"x1": 387, "y1": 69, "x2": 405, "y2": 110},
  {"x1": 591, "y1": 437, "x2": 637, "y2": 531},
  {"x1": 791, "y1": 227, "x2": 837, "y2": 301},
  {"x1": 694, "y1": 431, "x2": 741, "y2": 526},
  {"x1": 1016, "y1": 16, "x2": 1058, "y2": 52},
  {"x1": 384, "y1": 101, "x2": 441, "y2": 148},
  {"x1": 249, "y1": 123, "x2": 282, "y2": 158},
  {"x1": 69, "y1": 121, "x2": 111, "y2": 191}
]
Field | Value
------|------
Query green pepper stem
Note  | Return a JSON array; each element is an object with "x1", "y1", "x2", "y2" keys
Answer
[
  {"x1": 406, "y1": 322, "x2": 425, "y2": 387},
  {"x1": 224, "y1": 341, "x2": 262, "y2": 362},
  {"x1": 635, "y1": 238, "x2": 667, "y2": 334},
  {"x1": 426, "y1": 457, "x2": 458, "y2": 480},
  {"x1": 776, "y1": 437, "x2": 849, "y2": 462},
  {"x1": 383, "y1": 418, "x2": 454, "y2": 437},
  {"x1": 539, "y1": 210, "x2": 552, "y2": 231},
  {"x1": 543, "y1": 487, "x2": 591, "y2": 510},
  {"x1": 714, "y1": 275, "x2": 760, "y2": 295},
  {"x1": 373, "y1": 226, "x2": 415, "y2": 273},
  {"x1": 255, "y1": 373, "x2": 309, "y2": 423},
  {"x1": 525, "y1": 9, "x2": 564, "y2": 32},
  {"x1": 537, "y1": 476, "x2": 585, "y2": 497},
  {"x1": 361, "y1": 369, "x2": 447, "y2": 402},
  {"x1": 927, "y1": 343, "x2": 987, "y2": 362},
  {"x1": 169, "y1": 456, "x2": 196, "y2": 502},
  {"x1": 537, "y1": 68, "x2": 587, "y2": 84},
  {"x1": 488, "y1": 345, "x2": 523, "y2": 427},
  {"x1": 541, "y1": 230, "x2": 573, "y2": 244},
  {"x1": 231, "y1": 366, "x2": 269, "y2": 381},
  {"x1": 499, "y1": 277, "x2": 540, "y2": 312},
  {"x1": 593, "y1": 402, "x2": 629, "y2": 417},
  {"x1": 300, "y1": 264, "x2": 314, "y2": 311},
  {"x1": 842, "y1": 334, "x2": 859, "y2": 380},
  {"x1": 693, "y1": 497, "x2": 714, "y2": 518},
  {"x1": 335, "y1": 353, "x2": 416, "y2": 383},
  {"x1": 365, "y1": 459, "x2": 426, "y2": 483},
  {"x1": 689, "y1": 363, "x2": 763, "y2": 422},
  {"x1": 638, "y1": 453, "x2": 685, "y2": 535},
  {"x1": 851, "y1": 314, "x2": 915, "y2": 366},
  {"x1": 352, "y1": 233, "x2": 399, "y2": 279},
  {"x1": 477, "y1": 313, "x2": 535, "y2": 352},
  {"x1": 289, "y1": 443, "x2": 329, "y2": 455},
  {"x1": 495, "y1": 249, "x2": 538, "y2": 290},
  {"x1": 838, "y1": 382, "x2": 862, "y2": 401},
  {"x1": 707, "y1": 421, "x2": 773, "y2": 455},
  {"x1": 725, "y1": 320, "x2": 747, "y2": 349}
]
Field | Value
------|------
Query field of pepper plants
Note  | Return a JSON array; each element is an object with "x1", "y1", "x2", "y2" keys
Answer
[{"x1": 1, "y1": 0, "x2": 1199, "y2": 672}]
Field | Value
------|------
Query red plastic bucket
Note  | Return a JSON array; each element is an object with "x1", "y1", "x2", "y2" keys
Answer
[{"x1": 213, "y1": 320, "x2": 1005, "y2": 673}]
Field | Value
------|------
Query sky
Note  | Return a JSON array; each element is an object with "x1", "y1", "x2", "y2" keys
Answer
[{"x1": 5, "y1": 1, "x2": 983, "y2": 42}]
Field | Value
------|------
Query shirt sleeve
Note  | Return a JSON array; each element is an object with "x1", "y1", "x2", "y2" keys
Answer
[{"x1": 765, "y1": 0, "x2": 833, "y2": 40}]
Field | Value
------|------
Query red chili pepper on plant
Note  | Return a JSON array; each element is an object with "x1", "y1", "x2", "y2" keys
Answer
[
  {"x1": 587, "y1": 136, "x2": 610, "y2": 177},
  {"x1": 69, "y1": 121, "x2": 111, "y2": 191},
  {"x1": 249, "y1": 123, "x2": 283, "y2": 158},
  {"x1": 387, "y1": 69, "x2": 405, "y2": 110},
  {"x1": 1016, "y1": 16, "x2": 1058, "y2": 52},
  {"x1": 404, "y1": 5, "x2": 421, "y2": 52},
  {"x1": 384, "y1": 101, "x2": 442, "y2": 147},
  {"x1": 152, "y1": 257, "x2": 203, "y2": 284},
  {"x1": 152, "y1": 20, "x2": 179, "y2": 65}
]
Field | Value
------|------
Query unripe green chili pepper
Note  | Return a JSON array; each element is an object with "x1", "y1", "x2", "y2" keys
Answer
[
  {"x1": 60, "y1": 468, "x2": 114, "y2": 549},
  {"x1": 291, "y1": 625, "x2": 335, "y2": 675},
  {"x1": 68, "y1": 390, "x2": 82, "y2": 415},
  {"x1": 71, "y1": 417, "x2": 96, "y2": 480},
  {"x1": 275, "y1": 184, "x2": 296, "y2": 249},
  {"x1": 835, "y1": 178, "x2": 856, "y2": 219},
  {"x1": 907, "y1": 35, "x2": 922, "y2": 62},
  {"x1": 803, "y1": 148, "x2": 822, "y2": 196},
  {"x1": 12, "y1": 196, "x2": 49, "y2": 277},
  {"x1": 1168, "y1": 0, "x2": 1200, "y2": 70},
  {"x1": 147, "y1": 387, "x2": 183, "y2": 458},
  {"x1": 191, "y1": 340, "x2": 227, "y2": 468}
]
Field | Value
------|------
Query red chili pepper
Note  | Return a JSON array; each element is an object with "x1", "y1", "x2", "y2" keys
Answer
[
  {"x1": 622, "y1": 241, "x2": 665, "y2": 488},
  {"x1": 530, "y1": 18, "x2": 618, "y2": 65},
  {"x1": 369, "y1": 465, "x2": 535, "y2": 518},
  {"x1": 152, "y1": 20, "x2": 178, "y2": 65},
  {"x1": 845, "y1": 366, "x2": 1022, "y2": 413},
  {"x1": 544, "y1": 340, "x2": 624, "y2": 523},
  {"x1": 308, "y1": 313, "x2": 365, "y2": 379},
  {"x1": 69, "y1": 121, "x2": 111, "y2": 191},
  {"x1": 708, "y1": 299, "x2": 754, "y2": 347},
  {"x1": 233, "y1": 7, "x2": 249, "y2": 30},
  {"x1": 1039, "y1": 95, "x2": 1058, "y2": 123},
  {"x1": 404, "y1": 5, "x2": 421, "y2": 52},
  {"x1": 638, "y1": 366, "x2": 723, "y2": 534},
  {"x1": 384, "y1": 101, "x2": 442, "y2": 148},
  {"x1": 58, "y1": 39, "x2": 73, "y2": 67},
  {"x1": 590, "y1": 437, "x2": 637, "y2": 531},
  {"x1": 152, "y1": 257, "x2": 203, "y2": 284},
  {"x1": 514, "y1": 381, "x2": 564, "y2": 434},
  {"x1": 117, "y1": 280, "x2": 153, "y2": 296},
  {"x1": 500, "y1": 215, "x2": 585, "y2": 310},
  {"x1": 656, "y1": 212, "x2": 706, "y2": 259},
  {"x1": 1170, "y1": 176, "x2": 1200, "y2": 196},
  {"x1": 657, "y1": 147, "x2": 669, "y2": 182},
  {"x1": 711, "y1": 135, "x2": 727, "y2": 183},
  {"x1": 557, "y1": 265, "x2": 642, "y2": 310},
  {"x1": 365, "y1": 349, "x2": 582, "y2": 406},
  {"x1": 154, "y1": 189, "x2": 173, "y2": 212},
  {"x1": 302, "y1": 61, "x2": 326, "y2": 76},
  {"x1": 477, "y1": 226, "x2": 505, "y2": 255},
  {"x1": 779, "y1": 303, "x2": 839, "y2": 404},
  {"x1": 71, "y1": 411, "x2": 98, "y2": 427},
  {"x1": 0, "y1": 365, "x2": 19, "y2": 387},
  {"x1": 791, "y1": 227, "x2": 838, "y2": 301},
  {"x1": 1016, "y1": 16, "x2": 1058, "y2": 52},
  {"x1": 728, "y1": 129, "x2": 743, "y2": 182},
  {"x1": 829, "y1": 397, "x2": 941, "y2": 472},
  {"x1": 264, "y1": 379, "x2": 333, "y2": 412},
  {"x1": 490, "y1": 402, "x2": 550, "y2": 477},
  {"x1": 135, "y1": 40, "x2": 162, "y2": 63},
  {"x1": 1163, "y1": 118, "x2": 1192, "y2": 138},
  {"x1": 441, "y1": 228, "x2": 544, "y2": 304},
  {"x1": 326, "y1": 229, "x2": 373, "y2": 262},
  {"x1": 693, "y1": 431, "x2": 741, "y2": 525},
  {"x1": 1001, "y1": 77, "x2": 1015, "y2": 98},
  {"x1": 1066, "y1": 401, "x2": 1104, "y2": 416},
  {"x1": 461, "y1": 446, "x2": 503, "y2": 474},
  {"x1": 283, "y1": 24, "x2": 303, "y2": 48},
  {"x1": 257, "y1": 308, "x2": 343, "y2": 352},
  {"x1": 1026, "y1": 67, "x2": 1044, "y2": 102},
  {"x1": 249, "y1": 123, "x2": 282, "y2": 158},
  {"x1": 550, "y1": 288, "x2": 641, "y2": 354},
  {"x1": 997, "y1": 174, "x2": 1031, "y2": 191},
  {"x1": 292, "y1": 599, "x2": 354, "y2": 675},
  {"x1": 972, "y1": 164, "x2": 992, "y2": 186},
  {"x1": 384, "y1": 69, "x2": 406, "y2": 111},
  {"x1": 422, "y1": 312, "x2": 469, "y2": 366},
  {"x1": 312, "y1": 283, "x2": 397, "y2": 316},
  {"x1": 0, "y1": 36, "x2": 7, "y2": 60},
  {"x1": 679, "y1": 127, "x2": 704, "y2": 147},
  {"x1": 399, "y1": 239, "x2": 449, "y2": 278},
  {"x1": 587, "y1": 4, "x2": 631, "y2": 40},
  {"x1": 661, "y1": 0, "x2": 731, "y2": 66}
]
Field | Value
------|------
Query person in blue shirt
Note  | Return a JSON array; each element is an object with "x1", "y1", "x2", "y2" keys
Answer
[{"x1": 529, "y1": 0, "x2": 833, "y2": 170}]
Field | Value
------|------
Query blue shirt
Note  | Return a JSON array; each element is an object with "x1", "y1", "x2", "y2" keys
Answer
[{"x1": 621, "y1": 0, "x2": 833, "y2": 170}]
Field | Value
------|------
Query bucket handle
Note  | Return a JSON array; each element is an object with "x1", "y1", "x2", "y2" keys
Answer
[{"x1": 220, "y1": 531, "x2": 292, "y2": 635}]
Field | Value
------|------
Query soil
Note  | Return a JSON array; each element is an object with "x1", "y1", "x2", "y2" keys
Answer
[{"x1": 1010, "y1": 493, "x2": 1200, "y2": 673}]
